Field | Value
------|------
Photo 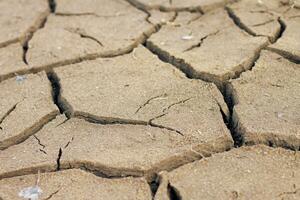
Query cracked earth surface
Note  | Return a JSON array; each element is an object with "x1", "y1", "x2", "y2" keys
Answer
[{"x1": 0, "y1": 0, "x2": 299, "y2": 199}]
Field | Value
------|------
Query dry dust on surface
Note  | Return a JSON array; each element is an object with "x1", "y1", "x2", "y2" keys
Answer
[{"x1": 0, "y1": 0, "x2": 299, "y2": 199}]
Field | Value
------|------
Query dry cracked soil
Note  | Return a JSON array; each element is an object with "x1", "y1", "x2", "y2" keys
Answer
[{"x1": 0, "y1": 0, "x2": 299, "y2": 199}]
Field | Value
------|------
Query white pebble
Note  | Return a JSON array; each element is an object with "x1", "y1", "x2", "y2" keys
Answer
[{"x1": 181, "y1": 35, "x2": 193, "y2": 40}]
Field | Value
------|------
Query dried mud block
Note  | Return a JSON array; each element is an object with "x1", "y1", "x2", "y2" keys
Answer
[
  {"x1": 228, "y1": 50, "x2": 300, "y2": 149},
  {"x1": 147, "y1": 9, "x2": 269, "y2": 88},
  {"x1": 26, "y1": 0, "x2": 170, "y2": 69},
  {"x1": 0, "y1": 111, "x2": 231, "y2": 180},
  {"x1": 0, "y1": 169, "x2": 152, "y2": 200},
  {"x1": 0, "y1": 43, "x2": 28, "y2": 81},
  {"x1": 0, "y1": 0, "x2": 49, "y2": 47},
  {"x1": 126, "y1": 0, "x2": 234, "y2": 12},
  {"x1": 154, "y1": 145, "x2": 300, "y2": 200},
  {"x1": 0, "y1": 72, "x2": 59, "y2": 150},
  {"x1": 54, "y1": 46, "x2": 232, "y2": 142}
]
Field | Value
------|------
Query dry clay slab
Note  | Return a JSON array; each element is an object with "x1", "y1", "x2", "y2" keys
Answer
[
  {"x1": 0, "y1": 0, "x2": 49, "y2": 47},
  {"x1": 147, "y1": 9, "x2": 269, "y2": 88},
  {"x1": 228, "y1": 51, "x2": 300, "y2": 150},
  {"x1": 55, "y1": 45, "x2": 230, "y2": 139},
  {"x1": 0, "y1": 72, "x2": 59, "y2": 150},
  {"x1": 0, "y1": 169, "x2": 152, "y2": 200},
  {"x1": 26, "y1": 0, "x2": 173, "y2": 70},
  {"x1": 155, "y1": 145, "x2": 300, "y2": 200}
]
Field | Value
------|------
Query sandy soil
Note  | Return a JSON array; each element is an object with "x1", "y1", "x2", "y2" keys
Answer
[{"x1": 0, "y1": 0, "x2": 299, "y2": 199}]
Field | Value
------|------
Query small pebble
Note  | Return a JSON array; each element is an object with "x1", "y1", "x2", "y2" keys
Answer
[
  {"x1": 181, "y1": 35, "x2": 193, "y2": 40},
  {"x1": 16, "y1": 75, "x2": 26, "y2": 83}
]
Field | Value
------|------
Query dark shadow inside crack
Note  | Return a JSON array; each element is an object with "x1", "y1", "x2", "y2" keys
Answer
[
  {"x1": 56, "y1": 148, "x2": 62, "y2": 171},
  {"x1": 149, "y1": 174, "x2": 160, "y2": 198},
  {"x1": 273, "y1": 18, "x2": 286, "y2": 43},
  {"x1": 224, "y1": 83, "x2": 244, "y2": 147},
  {"x1": 225, "y1": 6, "x2": 257, "y2": 37},
  {"x1": 22, "y1": 42, "x2": 29, "y2": 65},
  {"x1": 46, "y1": 70, "x2": 73, "y2": 118},
  {"x1": 168, "y1": 183, "x2": 181, "y2": 200},
  {"x1": 48, "y1": 0, "x2": 56, "y2": 13}
]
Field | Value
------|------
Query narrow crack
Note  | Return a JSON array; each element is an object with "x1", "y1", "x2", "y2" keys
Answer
[
  {"x1": 266, "y1": 48, "x2": 300, "y2": 64},
  {"x1": 186, "y1": 13, "x2": 203, "y2": 25},
  {"x1": 183, "y1": 31, "x2": 219, "y2": 52},
  {"x1": 218, "y1": 103, "x2": 229, "y2": 127},
  {"x1": 149, "y1": 174, "x2": 160, "y2": 199},
  {"x1": 225, "y1": 6, "x2": 257, "y2": 37},
  {"x1": 79, "y1": 34, "x2": 104, "y2": 47},
  {"x1": 46, "y1": 70, "x2": 74, "y2": 119},
  {"x1": 230, "y1": 43, "x2": 265, "y2": 82},
  {"x1": 249, "y1": 9, "x2": 275, "y2": 16},
  {"x1": 252, "y1": 19, "x2": 275, "y2": 27},
  {"x1": 135, "y1": 94, "x2": 167, "y2": 114},
  {"x1": 147, "y1": 97, "x2": 195, "y2": 136},
  {"x1": 64, "y1": 136, "x2": 74, "y2": 149},
  {"x1": 39, "y1": 149, "x2": 48, "y2": 155},
  {"x1": 168, "y1": 183, "x2": 182, "y2": 200},
  {"x1": 64, "y1": 28, "x2": 104, "y2": 47},
  {"x1": 0, "y1": 102, "x2": 19, "y2": 129},
  {"x1": 149, "y1": 121, "x2": 184, "y2": 136},
  {"x1": 273, "y1": 18, "x2": 286, "y2": 44},
  {"x1": 56, "y1": 148, "x2": 62, "y2": 171},
  {"x1": 22, "y1": 42, "x2": 29, "y2": 65},
  {"x1": 33, "y1": 135, "x2": 46, "y2": 149},
  {"x1": 22, "y1": 15, "x2": 48, "y2": 66},
  {"x1": 74, "y1": 112, "x2": 184, "y2": 136},
  {"x1": 56, "y1": 138, "x2": 74, "y2": 171},
  {"x1": 21, "y1": 0, "x2": 52, "y2": 66},
  {"x1": 43, "y1": 188, "x2": 61, "y2": 200},
  {"x1": 48, "y1": 0, "x2": 56, "y2": 13},
  {"x1": 162, "y1": 98, "x2": 193, "y2": 113},
  {"x1": 144, "y1": 41, "x2": 220, "y2": 86},
  {"x1": 224, "y1": 84, "x2": 244, "y2": 147}
]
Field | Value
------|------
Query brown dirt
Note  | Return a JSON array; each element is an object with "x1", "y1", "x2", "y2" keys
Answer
[{"x1": 0, "y1": 0, "x2": 299, "y2": 199}]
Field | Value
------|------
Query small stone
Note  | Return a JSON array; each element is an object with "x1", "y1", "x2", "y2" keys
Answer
[
  {"x1": 181, "y1": 35, "x2": 193, "y2": 40},
  {"x1": 18, "y1": 186, "x2": 42, "y2": 200},
  {"x1": 16, "y1": 75, "x2": 26, "y2": 83}
]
